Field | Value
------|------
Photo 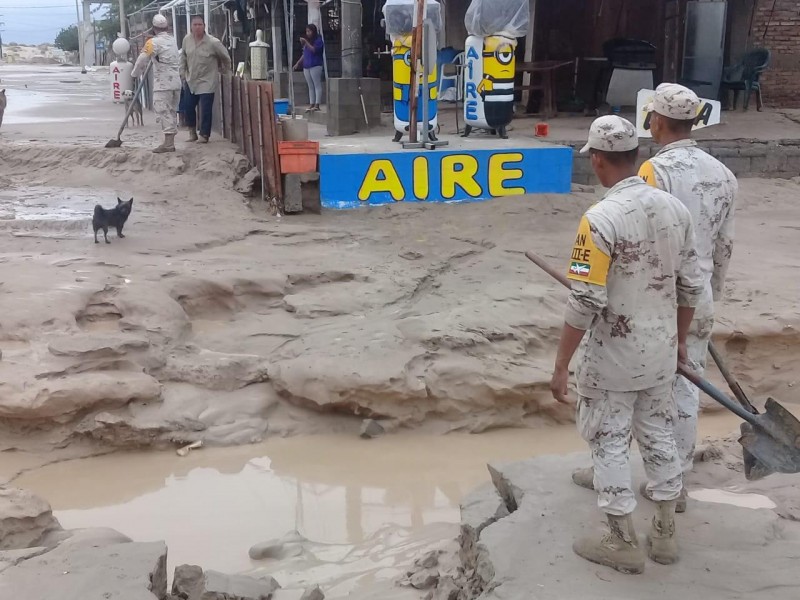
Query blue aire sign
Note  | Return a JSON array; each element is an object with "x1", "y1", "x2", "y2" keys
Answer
[{"x1": 319, "y1": 147, "x2": 573, "y2": 209}]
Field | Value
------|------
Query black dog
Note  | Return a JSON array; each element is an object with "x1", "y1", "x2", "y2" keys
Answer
[{"x1": 93, "y1": 197, "x2": 133, "y2": 244}]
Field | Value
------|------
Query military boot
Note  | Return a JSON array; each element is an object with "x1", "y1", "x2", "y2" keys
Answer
[
  {"x1": 640, "y1": 483, "x2": 687, "y2": 513},
  {"x1": 573, "y1": 513, "x2": 645, "y2": 574},
  {"x1": 188, "y1": 129, "x2": 198, "y2": 142},
  {"x1": 647, "y1": 500, "x2": 678, "y2": 564},
  {"x1": 571, "y1": 466, "x2": 595, "y2": 490},
  {"x1": 153, "y1": 133, "x2": 176, "y2": 153}
]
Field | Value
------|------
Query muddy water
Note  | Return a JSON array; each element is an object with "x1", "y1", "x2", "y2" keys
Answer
[{"x1": 11, "y1": 414, "x2": 743, "y2": 597}]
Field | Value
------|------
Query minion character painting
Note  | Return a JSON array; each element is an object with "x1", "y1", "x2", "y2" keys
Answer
[
  {"x1": 463, "y1": 0, "x2": 529, "y2": 139},
  {"x1": 383, "y1": 0, "x2": 443, "y2": 143},
  {"x1": 391, "y1": 34, "x2": 439, "y2": 143}
]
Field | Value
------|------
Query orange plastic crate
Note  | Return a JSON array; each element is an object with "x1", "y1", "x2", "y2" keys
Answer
[{"x1": 278, "y1": 141, "x2": 319, "y2": 174}]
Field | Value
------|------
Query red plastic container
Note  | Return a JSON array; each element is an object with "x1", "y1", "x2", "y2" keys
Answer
[{"x1": 278, "y1": 141, "x2": 319, "y2": 174}]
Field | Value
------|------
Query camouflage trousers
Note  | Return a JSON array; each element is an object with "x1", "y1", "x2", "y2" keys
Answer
[
  {"x1": 153, "y1": 89, "x2": 180, "y2": 135},
  {"x1": 578, "y1": 382, "x2": 682, "y2": 515},
  {"x1": 673, "y1": 314, "x2": 714, "y2": 474}
]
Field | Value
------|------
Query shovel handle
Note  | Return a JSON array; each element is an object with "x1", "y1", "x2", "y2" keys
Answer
[
  {"x1": 115, "y1": 60, "x2": 153, "y2": 139},
  {"x1": 707, "y1": 341, "x2": 757, "y2": 413},
  {"x1": 523, "y1": 250, "x2": 761, "y2": 427},
  {"x1": 525, "y1": 251, "x2": 571, "y2": 289},
  {"x1": 677, "y1": 364, "x2": 760, "y2": 426}
]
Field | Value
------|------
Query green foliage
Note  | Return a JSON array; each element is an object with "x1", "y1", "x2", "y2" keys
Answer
[{"x1": 54, "y1": 25, "x2": 79, "y2": 52}]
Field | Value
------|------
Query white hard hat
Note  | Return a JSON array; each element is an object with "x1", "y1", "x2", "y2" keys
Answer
[
  {"x1": 580, "y1": 115, "x2": 638, "y2": 153},
  {"x1": 153, "y1": 14, "x2": 169, "y2": 28}
]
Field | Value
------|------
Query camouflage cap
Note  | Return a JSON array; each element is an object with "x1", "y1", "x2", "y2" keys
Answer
[
  {"x1": 153, "y1": 14, "x2": 169, "y2": 28},
  {"x1": 644, "y1": 83, "x2": 700, "y2": 121},
  {"x1": 580, "y1": 115, "x2": 638, "y2": 153}
]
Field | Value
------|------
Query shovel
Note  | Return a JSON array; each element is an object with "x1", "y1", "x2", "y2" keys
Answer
[
  {"x1": 105, "y1": 60, "x2": 153, "y2": 148},
  {"x1": 524, "y1": 250, "x2": 800, "y2": 480}
]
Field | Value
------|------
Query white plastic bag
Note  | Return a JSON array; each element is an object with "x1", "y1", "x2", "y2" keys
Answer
[
  {"x1": 464, "y1": 0, "x2": 530, "y2": 38},
  {"x1": 383, "y1": 0, "x2": 443, "y2": 38}
]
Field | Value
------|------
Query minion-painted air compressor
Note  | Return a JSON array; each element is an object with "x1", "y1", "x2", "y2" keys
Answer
[
  {"x1": 383, "y1": 0, "x2": 443, "y2": 143},
  {"x1": 463, "y1": 0, "x2": 530, "y2": 139}
]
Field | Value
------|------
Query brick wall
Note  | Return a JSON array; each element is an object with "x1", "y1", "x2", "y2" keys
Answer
[{"x1": 752, "y1": 0, "x2": 800, "y2": 108}]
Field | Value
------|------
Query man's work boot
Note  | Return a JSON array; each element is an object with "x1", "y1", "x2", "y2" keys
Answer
[
  {"x1": 647, "y1": 500, "x2": 678, "y2": 564},
  {"x1": 199, "y1": 135, "x2": 209, "y2": 144},
  {"x1": 153, "y1": 133, "x2": 176, "y2": 154},
  {"x1": 640, "y1": 482, "x2": 687, "y2": 513},
  {"x1": 188, "y1": 129, "x2": 198, "y2": 142},
  {"x1": 573, "y1": 513, "x2": 645, "y2": 574},
  {"x1": 571, "y1": 466, "x2": 595, "y2": 490}
]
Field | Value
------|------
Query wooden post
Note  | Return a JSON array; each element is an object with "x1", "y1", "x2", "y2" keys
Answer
[{"x1": 407, "y1": 0, "x2": 425, "y2": 143}]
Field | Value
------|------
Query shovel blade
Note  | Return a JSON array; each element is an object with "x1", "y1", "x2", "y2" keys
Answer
[{"x1": 739, "y1": 398, "x2": 800, "y2": 480}]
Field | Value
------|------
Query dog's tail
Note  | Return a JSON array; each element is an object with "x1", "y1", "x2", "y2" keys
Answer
[{"x1": 92, "y1": 205, "x2": 103, "y2": 219}]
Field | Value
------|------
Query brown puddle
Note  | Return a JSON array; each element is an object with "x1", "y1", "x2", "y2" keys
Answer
[{"x1": 9, "y1": 413, "x2": 744, "y2": 597}]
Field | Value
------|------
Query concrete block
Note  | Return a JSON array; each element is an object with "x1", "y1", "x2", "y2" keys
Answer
[
  {"x1": 751, "y1": 152, "x2": 786, "y2": 173},
  {"x1": 737, "y1": 145, "x2": 768, "y2": 157},
  {"x1": 326, "y1": 77, "x2": 381, "y2": 136},
  {"x1": 282, "y1": 172, "x2": 320, "y2": 214},
  {"x1": 720, "y1": 156, "x2": 752, "y2": 175},
  {"x1": 710, "y1": 147, "x2": 740, "y2": 158}
]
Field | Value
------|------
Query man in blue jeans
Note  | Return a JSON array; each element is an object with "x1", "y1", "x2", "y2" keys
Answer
[{"x1": 180, "y1": 15, "x2": 231, "y2": 142}]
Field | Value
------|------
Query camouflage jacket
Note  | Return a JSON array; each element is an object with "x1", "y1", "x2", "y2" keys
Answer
[
  {"x1": 638, "y1": 139, "x2": 737, "y2": 319},
  {"x1": 565, "y1": 176, "x2": 704, "y2": 393},
  {"x1": 132, "y1": 32, "x2": 181, "y2": 92}
]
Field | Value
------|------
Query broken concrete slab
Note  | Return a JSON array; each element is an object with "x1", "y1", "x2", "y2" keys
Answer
[
  {"x1": 445, "y1": 453, "x2": 800, "y2": 600},
  {"x1": 0, "y1": 546, "x2": 49, "y2": 574},
  {"x1": 172, "y1": 564, "x2": 204, "y2": 599},
  {"x1": 201, "y1": 570, "x2": 280, "y2": 599},
  {"x1": 299, "y1": 585, "x2": 324, "y2": 600},
  {"x1": 0, "y1": 540, "x2": 168, "y2": 600},
  {"x1": 0, "y1": 487, "x2": 61, "y2": 550}
]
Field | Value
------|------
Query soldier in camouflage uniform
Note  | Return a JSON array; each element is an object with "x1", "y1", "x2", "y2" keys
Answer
[
  {"x1": 571, "y1": 85, "x2": 737, "y2": 514},
  {"x1": 550, "y1": 116, "x2": 704, "y2": 573},
  {"x1": 132, "y1": 14, "x2": 182, "y2": 153}
]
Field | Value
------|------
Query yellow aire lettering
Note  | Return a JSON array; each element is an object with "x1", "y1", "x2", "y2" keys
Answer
[
  {"x1": 358, "y1": 159, "x2": 405, "y2": 202},
  {"x1": 441, "y1": 155, "x2": 481, "y2": 199},
  {"x1": 413, "y1": 156, "x2": 429, "y2": 200},
  {"x1": 488, "y1": 153, "x2": 525, "y2": 196}
]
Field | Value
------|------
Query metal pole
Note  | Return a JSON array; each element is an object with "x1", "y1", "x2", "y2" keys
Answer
[
  {"x1": 184, "y1": 0, "x2": 191, "y2": 42},
  {"x1": 172, "y1": 7, "x2": 178, "y2": 44},
  {"x1": 118, "y1": 0, "x2": 127, "y2": 38},
  {"x1": 270, "y1": 0, "x2": 283, "y2": 96},
  {"x1": 75, "y1": 0, "x2": 86, "y2": 73},
  {"x1": 406, "y1": 0, "x2": 424, "y2": 144},
  {"x1": 204, "y1": 0, "x2": 210, "y2": 35},
  {"x1": 282, "y1": 0, "x2": 295, "y2": 117},
  {"x1": 421, "y1": 19, "x2": 429, "y2": 143}
]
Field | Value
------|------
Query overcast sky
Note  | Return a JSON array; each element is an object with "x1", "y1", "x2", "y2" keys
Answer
[{"x1": 0, "y1": 0, "x2": 110, "y2": 45}]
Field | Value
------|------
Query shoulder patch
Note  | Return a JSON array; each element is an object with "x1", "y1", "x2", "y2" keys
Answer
[
  {"x1": 143, "y1": 39, "x2": 155, "y2": 55},
  {"x1": 566, "y1": 215, "x2": 611, "y2": 286},
  {"x1": 638, "y1": 160, "x2": 658, "y2": 188}
]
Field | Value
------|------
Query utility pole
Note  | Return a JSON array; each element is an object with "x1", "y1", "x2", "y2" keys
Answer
[
  {"x1": 75, "y1": 0, "x2": 86, "y2": 73},
  {"x1": 118, "y1": 0, "x2": 127, "y2": 38}
]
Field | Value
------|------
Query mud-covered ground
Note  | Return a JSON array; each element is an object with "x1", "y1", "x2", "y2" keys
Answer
[{"x1": 1, "y1": 64, "x2": 799, "y2": 600}]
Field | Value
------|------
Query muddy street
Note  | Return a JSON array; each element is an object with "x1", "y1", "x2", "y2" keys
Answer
[{"x1": 1, "y1": 64, "x2": 800, "y2": 600}]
